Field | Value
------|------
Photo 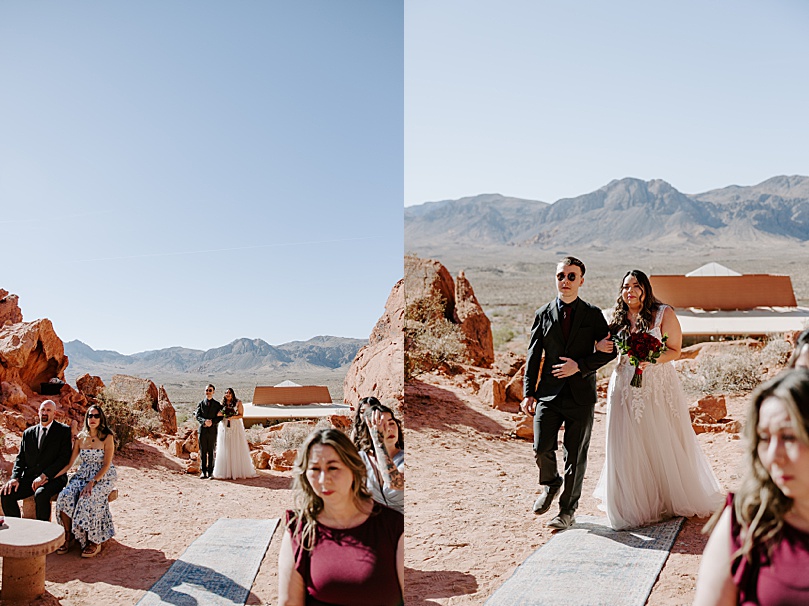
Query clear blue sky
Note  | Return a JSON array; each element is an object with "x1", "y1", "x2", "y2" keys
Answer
[
  {"x1": 1, "y1": 2, "x2": 403, "y2": 354},
  {"x1": 406, "y1": 0, "x2": 809, "y2": 206}
]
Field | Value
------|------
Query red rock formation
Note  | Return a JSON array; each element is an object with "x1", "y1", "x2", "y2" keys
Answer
[
  {"x1": 76, "y1": 374, "x2": 105, "y2": 398},
  {"x1": 404, "y1": 255, "x2": 456, "y2": 322},
  {"x1": 0, "y1": 319, "x2": 68, "y2": 396},
  {"x1": 0, "y1": 290, "x2": 23, "y2": 328},
  {"x1": 157, "y1": 385, "x2": 177, "y2": 435},
  {"x1": 344, "y1": 279, "x2": 404, "y2": 407},
  {"x1": 107, "y1": 375, "x2": 159, "y2": 411},
  {"x1": 455, "y1": 271, "x2": 494, "y2": 368},
  {"x1": 689, "y1": 394, "x2": 728, "y2": 424},
  {"x1": 404, "y1": 255, "x2": 495, "y2": 371}
]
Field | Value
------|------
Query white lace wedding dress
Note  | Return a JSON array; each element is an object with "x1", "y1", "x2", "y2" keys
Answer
[
  {"x1": 593, "y1": 305, "x2": 723, "y2": 530},
  {"x1": 212, "y1": 417, "x2": 257, "y2": 480}
]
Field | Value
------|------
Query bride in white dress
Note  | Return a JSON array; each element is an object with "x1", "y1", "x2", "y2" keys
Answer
[
  {"x1": 213, "y1": 388, "x2": 257, "y2": 480},
  {"x1": 593, "y1": 270, "x2": 723, "y2": 530}
]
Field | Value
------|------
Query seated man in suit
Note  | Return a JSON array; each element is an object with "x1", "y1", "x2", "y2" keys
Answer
[{"x1": 1, "y1": 399, "x2": 72, "y2": 521}]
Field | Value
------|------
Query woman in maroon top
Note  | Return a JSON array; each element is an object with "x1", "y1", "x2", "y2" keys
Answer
[
  {"x1": 695, "y1": 369, "x2": 809, "y2": 605},
  {"x1": 278, "y1": 428, "x2": 404, "y2": 606}
]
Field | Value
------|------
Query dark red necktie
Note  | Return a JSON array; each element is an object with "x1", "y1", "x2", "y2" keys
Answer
[{"x1": 561, "y1": 303, "x2": 572, "y2": 340}]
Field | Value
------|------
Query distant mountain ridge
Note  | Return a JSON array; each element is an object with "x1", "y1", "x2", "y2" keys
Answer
[
  {"x1": 64, "y1": 335, "x2": 365, "y2": 381},
  {"x1": 404, "y1": 175, "x2": 809, "y2": 251}
]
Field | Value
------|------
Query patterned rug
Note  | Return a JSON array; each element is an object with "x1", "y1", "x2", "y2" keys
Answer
[
  {"x1": 136, "y1": 517, "x2": 280, "y2": 606},
  {"x1": 484, "y1": 515, "x2": 685, "y2": 606}
]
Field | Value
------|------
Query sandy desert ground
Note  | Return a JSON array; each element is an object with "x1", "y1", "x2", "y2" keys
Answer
[{"x1": 405, "y1": 373, "x2": 747, "y2": 605}]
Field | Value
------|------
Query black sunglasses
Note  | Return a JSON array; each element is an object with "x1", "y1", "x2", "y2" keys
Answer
[
  {"x1": 87, "y1": 413, "x2": 101, "y2": 419},
  {"x1": 205, "y1": 389, "x2": 214, "y2": 393},
  {"x1": 556, "y1": 272, "x2": 579, "y2": 282}
]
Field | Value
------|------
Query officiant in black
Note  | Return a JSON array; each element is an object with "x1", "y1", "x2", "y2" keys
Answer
[
  {"x1": 195, "y1": 384, "x2": 222, "y2": 479},
  {"x1": 1, "y1": 399, "x2": 72, "y2": 521}
]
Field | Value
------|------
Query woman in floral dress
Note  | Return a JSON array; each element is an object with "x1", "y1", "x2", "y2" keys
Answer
[{"x1": 54, "y1": 405, "x2": 117, "y2": 557}]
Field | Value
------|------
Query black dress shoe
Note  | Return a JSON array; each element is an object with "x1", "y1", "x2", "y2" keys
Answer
[
  {"x1": 532, "y1": 485, "x2": 561, "y2": 515},
  {"x1": 199, "y1": 473, "x2": 207, "y2": 479},
  {"x1": 547, "y1": 512, "x2": 575, "y2": 530}
]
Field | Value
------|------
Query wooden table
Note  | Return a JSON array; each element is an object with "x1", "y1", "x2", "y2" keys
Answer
[{"x1": 0, "y1": 517, "x2": 64, "y2": 601}]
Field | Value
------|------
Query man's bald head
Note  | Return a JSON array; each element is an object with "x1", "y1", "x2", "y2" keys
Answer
[{"x1": 39, "y1": 400, "x2": 56, "y2": 427}]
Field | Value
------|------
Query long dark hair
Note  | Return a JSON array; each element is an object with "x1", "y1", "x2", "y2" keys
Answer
[
  {"x1": 223, "y1": 388, "x2": 238, "y2": 410},
  {"x1": 610, "y1": 269, "x2": 663, "y2": 333},
  {"x1": 352, "y1": 396, "x2": 381, "y2": 450},
  {"x1": 83, "y1": 405, "x2": 114, "y2": 443}
]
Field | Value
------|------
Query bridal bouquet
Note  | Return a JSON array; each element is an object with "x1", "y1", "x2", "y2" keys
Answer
[
  {"x1": 222, "y1": 403, "x2": 237, "y2": 427},
  {"x1": 614, "y1": 329, "x2": 668, "y2": 388}
]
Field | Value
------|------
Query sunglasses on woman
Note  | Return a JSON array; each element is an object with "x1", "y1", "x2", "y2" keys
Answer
[
  {"x1": 556, "y1": 272, "x2": 579, "y2": 282},
  {"x1": 87, "y1": 413, "x2": 102, "y2": 419}
]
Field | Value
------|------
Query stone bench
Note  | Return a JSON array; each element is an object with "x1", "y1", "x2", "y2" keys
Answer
[
  {"x1": 0, "y1": 517, "x2": 64, "y2": 601},
  {"x1": 21, "y1": 489, "x2": 119, "y2": 520}
]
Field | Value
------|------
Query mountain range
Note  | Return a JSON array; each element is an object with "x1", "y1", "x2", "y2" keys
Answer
[
  {"x1": 64, "y1": 335, "x2": 366, "y2": 381},
  {"x1": 404, "y1": 175, "x2": 809, "y2": 252}
]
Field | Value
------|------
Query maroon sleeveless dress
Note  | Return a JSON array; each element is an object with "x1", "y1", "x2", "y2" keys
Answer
[
  {"x1": 286, "y1": 504, "x2": 403, "y2": 606},
  {"x1": 729, "y1": 494, "x2": 809, "y2": 605}
]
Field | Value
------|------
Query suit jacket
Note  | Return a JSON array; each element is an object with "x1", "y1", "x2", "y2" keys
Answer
[
  {"x1": 195, "y1": 398, "x2": 222, "y2": 433},
  {"x1": 12, "y1": 421, "x2": 72, "y2": 485},
  {"x1": 523, "y1": 298, "x2": 616, "y2": 406}
]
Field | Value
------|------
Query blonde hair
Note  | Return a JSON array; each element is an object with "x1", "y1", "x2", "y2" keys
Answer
[{"x1": 290, "y1": 428, "x2": 372, "y2": 550}]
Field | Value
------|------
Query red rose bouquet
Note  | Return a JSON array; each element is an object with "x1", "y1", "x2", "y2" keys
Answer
[
  {"x1": 614, "y1": 329, "x2": 668, "y2": 388},
  {"x1": 222, "y1": 402, "x2": 237, "y2": 427}
]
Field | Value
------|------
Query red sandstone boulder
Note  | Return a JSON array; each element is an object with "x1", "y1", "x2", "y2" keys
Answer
[
  {"x1": 157, "y1": 385, "x2": 177, "y2": 435},
  {"x1": 480, "y1": 378, "x2": 512, "y2": 411},
  {"x1": 455, "y1": 272, "x2": 494, "y2": 368},
  {"x1": 0, "y1": 381, "x2": 27, "y2": 409},
  {"x1": 0, "y1": 290, "x2": 23, "y2": 329},
  {"x1": 495, "y1": 352, "x2": 525, "y2": 378},
  {"x1": 107, "y1": 375, "x2": 159, "y2": 411},
  {"x1": 404, "y1": 255, "x2": 456, "y2": 322},
  {"x1": 344, "y1": 279, "x2": 404, "y2": 407},
  {"x1": 505, "y1": 367, "x2": 525, "y2": 403},
  {"x1": 690, "y1": 394, "x2": 727, "y2": 424},
  {"x1": 514, "y1": 414, "x2": 533, "y2": 440},
  {"x1": 76, "y1": 374, "x2": 105, "y2": 398},
  {"x1": 252, "y1": 449, "x2": 270, "y2": 470},
  {"x1": 0, "y1": 318, "x2": 68, "y2": 396}
]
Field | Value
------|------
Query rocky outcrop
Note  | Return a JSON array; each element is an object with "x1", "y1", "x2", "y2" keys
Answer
[
  {"x1": 404, "y1": 255, "x2": 495, "y2": 370},
  {"x1": 0, "y1": 319, "x2": 69, "y2": 396},
  {"x1": 157, "y1": 385, "x2": 177, "y2": 435},
  {"x1": 107, "y1": 375, "x2": 159, "y2": 410},
  {"x1": 344, "y1": 279, "x2": 404, "y2": 407},
  {"x1": 404, "y1": 256, "x2": 456, "y2": 322},
  {"x1": 455, "y1": 271, "x2": 495, "y2": 367},
  {"x1": 0, "y1": 290, "x2": 23, "y2": 328},
  {"x1": 76, "y1": 374, "x2": 105, "y2": 398}
]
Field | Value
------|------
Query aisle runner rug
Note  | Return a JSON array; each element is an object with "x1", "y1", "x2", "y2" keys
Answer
[
  {"x1": 485, "y1": 515, "x2": 684, "y2": 606},
  {"x1": 137, "y1": 517, "x2": 279, "y2": 606}
]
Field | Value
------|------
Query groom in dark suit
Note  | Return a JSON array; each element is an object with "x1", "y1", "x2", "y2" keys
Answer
[
  {"x1": 195, "y1": 384, "x2": 222, "y2": 479},
  {"x1": 1, "y1": 400, "x2": 72, "y2": 521},
  {"x1": 521, "y1": 256, "x2": 616, "y2": 530}
]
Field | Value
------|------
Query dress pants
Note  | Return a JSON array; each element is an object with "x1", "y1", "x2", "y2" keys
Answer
[
  {"x1": 199, "y1": 426, "x2": 217, "y2": 474},
  {"x1": 1, "y1": 475, "x2": 68, "y2": 521},
  {"x1": 533, "y1": 389, "x2": 595, "y2": 515}
]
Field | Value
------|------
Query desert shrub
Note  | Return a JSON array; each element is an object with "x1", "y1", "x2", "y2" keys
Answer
[
  {"x1": 405, "y1": 295, "x2": 466, "y2": 380},
  {"x1": 94, "y1": 392, "x2": 137, "y2": 450},
  {"x1": 679, "y1": 348, "x2": 763, "y2": 395},
  {"x1": 245, "y1": 425, "x2": 265, "y2": 446},
  {"x1": 759, "y1": 335, "x2": 794, "y2": 370},
  {"x1": 267, "y1": 418, "x2": 332, "y2": 454},
  {"x1": 94, "y1": 390, "x2": 163, "y2": 449}
]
